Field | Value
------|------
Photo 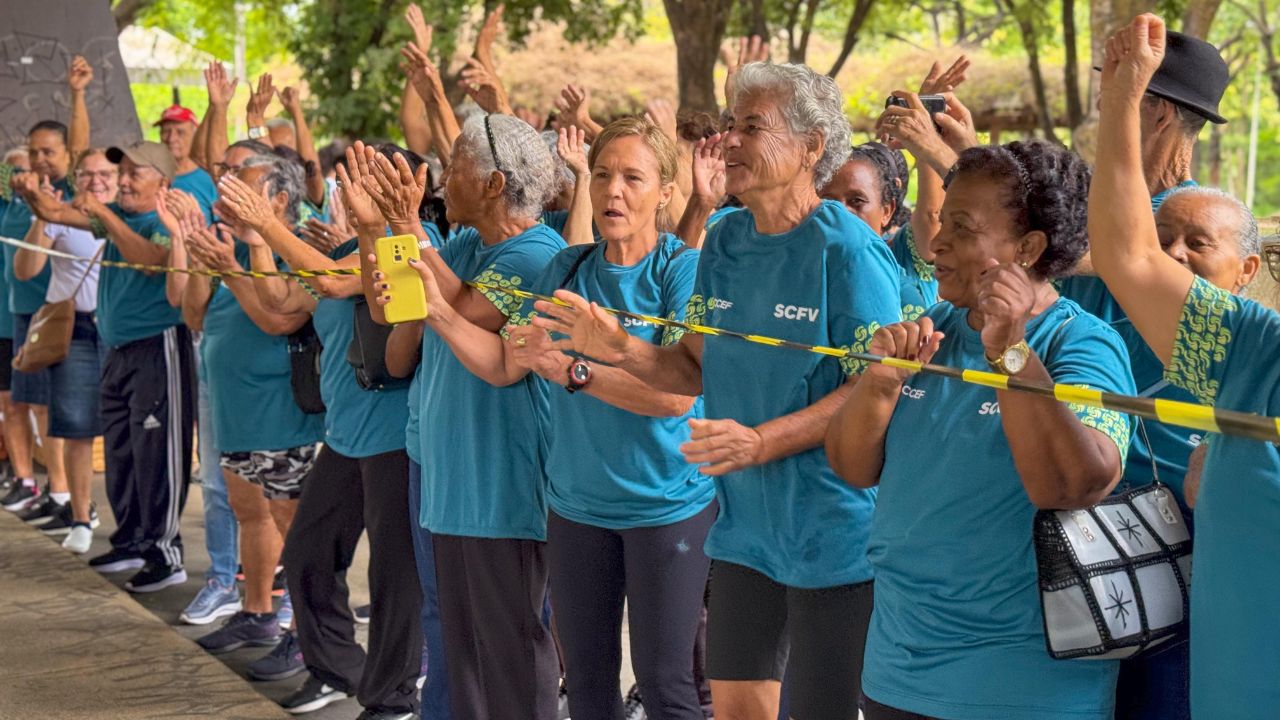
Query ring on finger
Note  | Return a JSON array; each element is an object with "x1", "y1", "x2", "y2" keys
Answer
[{"x1": 515, "y1": 336, "x2": 527, "y2": 347}]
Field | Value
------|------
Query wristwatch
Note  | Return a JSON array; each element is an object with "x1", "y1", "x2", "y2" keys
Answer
[
  {"x1": 987, "y1": 339, "x2": 1031, "y2": 375},
  {"x1": 247, "y1": 126, "x2": 268, "y2": 140},
  {"x1": 565, "y1": 358, "x2": 592, "y2": 393}
]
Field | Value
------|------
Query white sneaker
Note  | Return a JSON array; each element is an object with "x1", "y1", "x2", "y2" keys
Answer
[{"x1": 63, "y1": 525, "x2": 93, "y2": 554}]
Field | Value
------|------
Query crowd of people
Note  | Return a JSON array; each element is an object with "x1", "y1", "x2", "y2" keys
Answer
[{"x1": 0, "y1": 7, "x2": 1277, "y2": 720}]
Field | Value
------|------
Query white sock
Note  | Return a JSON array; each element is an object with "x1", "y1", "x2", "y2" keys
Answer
[
  {"x1": 50, "y1": 492, "x2": 70, "y2": 505},
  {"x1": 19, "y1": 477, "x2": 35, "y2": 489}
]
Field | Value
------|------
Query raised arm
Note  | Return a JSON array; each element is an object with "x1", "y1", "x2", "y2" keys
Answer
[
  {"x1": 278, "y1": 86, "x2": 327, "y2": 206},
  {"x1": 554, "y1": 84, "x2": 604, "y2": 143},
  {"x1": 158, "y1": 190, "x2": 204, "y2": 306},
  {"x1": 556, "y1": 127, "x2": 594, "y2": 246},
  {"x1": 202, "y1": 62, "x2": 238, "y2": 172},
  {"x1": 15, "y1": 216, "x2": 52, "y2": 281},
  {"x1": 188, "y1": 223, "x2": 309, "y2": 335},
  {"x1": 402, "y1": 42, "x2": 461, "y2": 162},
  {"x1": 458, "y1": 57, "x2": 513, "y2": 116},
  {"x1": 245, "y1": 73, "x2": 276, "y2": 144},
  {"x1": 216, "y1": 173, "x2": 358, "y2": 298},
  {"x1": 71, "y1": 191, "x2": 169, "y2": 266},
  {"x1": 675, "y1": 134, "x2": 724, "y2": 249},
  {"x1": 67, "y1": 56, "x2": 93, "y2": 165},
  {"x1": 1088, "y1": 14, "x2": 1191, "y2": 364}
]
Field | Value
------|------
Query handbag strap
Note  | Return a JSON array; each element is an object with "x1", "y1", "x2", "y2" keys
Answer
[
  {"x1": 70, "y1": 240, "x2": 106, "y2": 296},
  {"x1": 1133, "y1": 379, "x2": 1172, "y2": 486}
]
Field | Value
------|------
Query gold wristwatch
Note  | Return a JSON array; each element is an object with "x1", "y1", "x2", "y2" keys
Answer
[{"x1": 987, "y1": 339, "x2": 1031, "y2": 375}]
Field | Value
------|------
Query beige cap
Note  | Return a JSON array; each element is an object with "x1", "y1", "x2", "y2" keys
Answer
[{"x1": 106, "y1": 141, "x2": 177, "y2": 180}]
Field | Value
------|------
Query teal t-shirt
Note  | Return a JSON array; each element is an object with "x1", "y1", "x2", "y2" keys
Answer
[
  {"x1": 311, "y1": 239, "x2": 409, "y2": 458},
  {"x1": 97, "y1": 204, "x2": 182, "y2": 348},
  {"x1": 1060, "y1": 180, "x2": 1196, "y2": 324},
  {"x1": 704, "y1": 205, "x2": 741, "y2": 233},
  {"x1": 688, "y1": 200, "x2": 902, "y2": 588},
  {"x1": 1165, "y1": 277, "x2": 1280, "y2": 717},
  {"x1": 417, "y1": 223, "x2": 564, "y2": 540},
  {"x1": 401, "y1": 222, "x2": 447, "y2": 464},
  {"x1": 863, "y1": 298, "x2": 1135, "y2": 720},
  {"x1": 0, "y1": 238, "x2": 11, "y2": 340},
  {"x1": 201, "y1": 243, "x2": 323, "y2": 453},
  {"x1": 173, "y1": 167, "x2": 217, "y2": 223},
  {"x1": 0, "y1": 168, "x2": 69, "y2": 315},
  {"x1": 511, "y1": 235, "x2": 715, "y2": 530},
  {"x1": 888, "y1": 224, "x2": 938, "y2": 309},
  {"x1": 1112, "y1": 317, "x2": 1202, "y2": 520}
]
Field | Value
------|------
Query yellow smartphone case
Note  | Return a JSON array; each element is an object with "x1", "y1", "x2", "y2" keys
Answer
[{"x1": 375, "y1": 234, "x2": 429, "y2": 324}]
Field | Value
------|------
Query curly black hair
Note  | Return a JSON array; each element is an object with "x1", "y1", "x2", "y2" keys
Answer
[
  {"x1": 953, "y1": 139, "x2": 1091, "y2": 279},
  {"x1": 848, "y1": 142, "x2": 911, "y2": 230}
]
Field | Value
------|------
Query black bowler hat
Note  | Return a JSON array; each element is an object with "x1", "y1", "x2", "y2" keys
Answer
[
  {"x1": 1097, "y1": 31, "x2": 1229, "y2": 124},
  {"x1": 1147, "y1": 31, "x2": 1229, "y2": 124}
]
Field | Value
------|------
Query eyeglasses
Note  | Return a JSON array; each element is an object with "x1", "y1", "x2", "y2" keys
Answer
[
  {"x1": 214, "y1": 163, "x2": 243, "y2": 176},
  {"x1": 483, "y1": 114, "x2": 504, "y2": 176},
  {"x1": 75, "y1": 170, "x2": 115, "y2": 181},
  {"x1": 1264, "y1": 244, "x2": 1280, "y2": 282}
]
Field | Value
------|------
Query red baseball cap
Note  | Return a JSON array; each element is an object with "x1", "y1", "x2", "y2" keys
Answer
[{"x1": 154, "y1": 104, "x2": 198, "y2": 126}]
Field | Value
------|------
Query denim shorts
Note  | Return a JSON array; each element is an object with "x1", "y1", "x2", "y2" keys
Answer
[
  {"x1": 48, "y1": 313, "x2": 105, "y2": 439},
  {"x1": 11, "y1": 313, "x2": 51, "y2": 405}
]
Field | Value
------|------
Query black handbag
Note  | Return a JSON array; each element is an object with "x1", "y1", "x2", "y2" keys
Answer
[
  {"x1": 286, "y1": 319, "x2": 326, "y2": 414},
  {"x1": 346, "y1": 296, "x2": 412, "y2": 391}
]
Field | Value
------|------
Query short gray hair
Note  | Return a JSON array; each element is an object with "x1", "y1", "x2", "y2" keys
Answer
[
  {"x1": 243, "y1": 153, "x2": 306, "y2": 226},
  {"x1": 266, "y1": 117, "x2": 296, "y2": 132},
  {"x1": 459, "y1": 114, "x2": 558, "y2": 219},
  {"x1": 1163, "y1": 185, "x2": 1260, "y2": 258},
  {"x1": 731, "y1": 62, "x2": 852, "y2": 188}
]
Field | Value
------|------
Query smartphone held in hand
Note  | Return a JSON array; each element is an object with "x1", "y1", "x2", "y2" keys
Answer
[{"x1": 375, "y1": 234, "x2": 429, "y2": 324}]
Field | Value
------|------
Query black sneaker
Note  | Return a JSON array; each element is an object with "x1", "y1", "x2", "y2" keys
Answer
[
  {"x1": 88, "y1": 547, "x2": 146, "y2": 574},
  {"x1": 355, "y1": 709, "x2": 415, "y2": 720},
  {"x1": 124, "y1": 561, "x2": 188, "y2": 593},
  {"x1": 247, "y1": 630, "x2": 304, "y2": 680},
  {"x1": 1, "y1": 481, "x2": 39, "y2": 511},
  {"x1": 17, "y1": 493, "x2": 59, "y2": 525},
  {"x1": 279, "y1": 675, "x2": 349, "y2": 715},
  {"x1": 353, "y1": 604, "x2": 371, "y2": 624},
  {"x1": 40, "y1": 502, "x2": 100, "y2": 536},
  {"x1": 197, "y1": 611, "x2": 281, "y2": 654}
]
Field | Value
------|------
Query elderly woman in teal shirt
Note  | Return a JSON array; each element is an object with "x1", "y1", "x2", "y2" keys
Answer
[
  {"x1": 1090, "y1": 15, "x2": 1280, "y2": 718},
  {"x1": 827, "y1": 137, "x2": 1135, "y2": 720}
]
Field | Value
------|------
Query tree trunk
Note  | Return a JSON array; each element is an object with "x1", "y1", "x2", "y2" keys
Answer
[
  {"x1": 1074, "y1": 0, "x2": 1157, "y2": 159},
  {"x1": 1063, "y1": 0, "x2": 1083, "y2": 129},
  {"x1": 664, "y1": 0, "x2": 735, "y2": 114},
  {"x1": 794, "y1": 0, "x2": 821, "y2": 64},
  {"x1": 827, "y1": 0, "x2": 877, "y2": 78},
  {"x1": 1181, "y1": 0, "x2": 1224, "y2": 38},
  {"x1": 1002, "y1": 0, "x2": 1058, "y2": 140},
  {"x1": 749, "y1": 0, "x2": 769, "y2": 38}
]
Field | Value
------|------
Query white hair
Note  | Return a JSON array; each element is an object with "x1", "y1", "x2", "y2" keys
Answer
[
  {"x1": 243, "y1": 153, "x2": 305, "y2": 226},
  {"x1": 732, "y1": 62, "x2": 852, "y2": 188},
  {"x1": 540, "y1": 129, "x2": 588, "y2": 195},
  {"x1": 459, "y1": 114, "x2": 558, "y2": 219},
  {"x1": 1162, "y1": 185, "x2": 1260, "y2": 258}
]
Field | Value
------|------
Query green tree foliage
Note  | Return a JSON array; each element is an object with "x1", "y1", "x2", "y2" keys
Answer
[{"x1": 290, "y1": 0, "x2": 644, "y2": 138}]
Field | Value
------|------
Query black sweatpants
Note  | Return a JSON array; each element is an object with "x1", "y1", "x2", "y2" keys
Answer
[
  {"x1": 433, "y1": 533, "x2": 560, "y2": 720},
  {"x1": 100, "y1": 326, "x2": 195, "y2": 568},
  {"x1": 283, "y1": 445, "x2": 422, "y2": 712},
  {"x1": 547, "y1": 503, "x2": 716, "y2": 720}
]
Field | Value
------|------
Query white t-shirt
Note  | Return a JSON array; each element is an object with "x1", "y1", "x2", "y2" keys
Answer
[{"x1": 42, "y1": 223, "x2": 104, "y2": 312}]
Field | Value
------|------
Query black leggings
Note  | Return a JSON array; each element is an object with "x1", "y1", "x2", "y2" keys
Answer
[
  {"x1": 861, "y1": 695, "x2": 940, "y2": 720},
  {"x1": 283, "y1": 445, "x2": 422, "y2": 712},
  {"x1": 547, "y1": 503, "x2": 717, "y2": 720}
]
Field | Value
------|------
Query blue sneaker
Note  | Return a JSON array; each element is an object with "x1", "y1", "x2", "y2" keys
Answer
[
  {"x1": 276, "y1": 590, "x2": 293, "y2": 630},
  {"x1": 180, "y1": 579, "x2": 243, "y2": 625}
]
